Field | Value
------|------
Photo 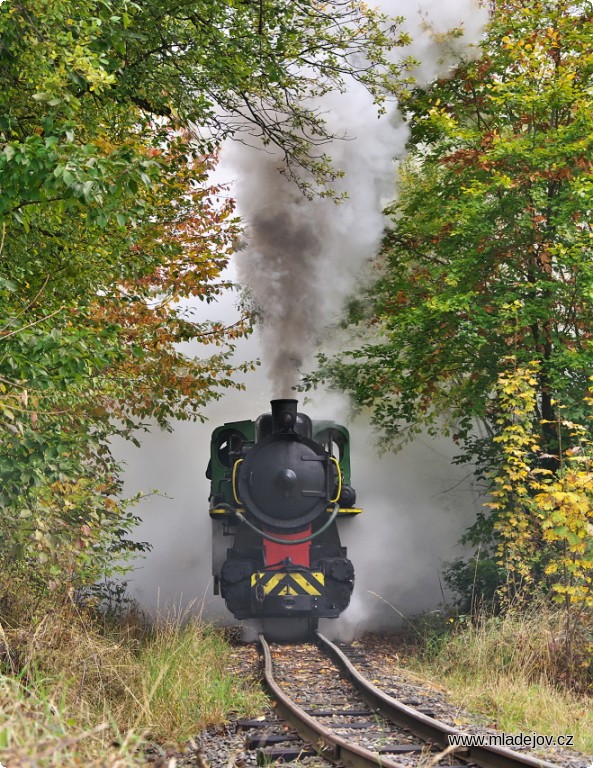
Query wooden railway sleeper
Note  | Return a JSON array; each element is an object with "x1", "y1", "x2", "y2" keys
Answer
[
  {"x1": 315, "y1": 631, "x2": 562, "y2": 768},
  {"x1": 259, "y1": 633, "x2": 408, "y2": 768}
]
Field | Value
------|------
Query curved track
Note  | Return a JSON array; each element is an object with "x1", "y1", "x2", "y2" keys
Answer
[{"x1": 259, "y1": 632, "x2": 561, "y2": 768}]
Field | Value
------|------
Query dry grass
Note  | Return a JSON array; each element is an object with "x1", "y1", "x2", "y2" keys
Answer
[
  {"x1": 0, "y1": 602, "x2": 265, "y2": 766},
  {"x1": 132, "y1": 614, "x2": 266, "y2": 742},
  {"x1": 403, "y1": 606, "x2": 593, "y2": 754}
]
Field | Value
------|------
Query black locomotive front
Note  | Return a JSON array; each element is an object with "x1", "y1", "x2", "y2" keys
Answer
[{"x1": 208, "y1": 399, "x2": 360, "y2": 623}]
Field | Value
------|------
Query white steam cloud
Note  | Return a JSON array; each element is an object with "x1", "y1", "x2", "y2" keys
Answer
[{"x1": 228, "y1": 0, "x2": 488, "y2": 397}]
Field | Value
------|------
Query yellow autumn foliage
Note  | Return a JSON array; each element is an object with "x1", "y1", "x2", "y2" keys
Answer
[{"x1": 489, "y1": 362, "x2": 593, "y2": 617}]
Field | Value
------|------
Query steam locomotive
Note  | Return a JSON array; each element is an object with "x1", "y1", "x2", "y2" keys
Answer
[{"x1": 208, "y1": 399, "x2": 361, "y2": 625}]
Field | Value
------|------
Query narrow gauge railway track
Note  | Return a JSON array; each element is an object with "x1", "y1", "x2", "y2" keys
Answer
[{"x1": 259, "y1": 632, "x2": 561, "y2": 768}]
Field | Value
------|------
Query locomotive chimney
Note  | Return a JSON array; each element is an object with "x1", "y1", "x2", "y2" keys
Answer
[{"x1": 271, "y1": 398, "x2": 298, "y2": 433}]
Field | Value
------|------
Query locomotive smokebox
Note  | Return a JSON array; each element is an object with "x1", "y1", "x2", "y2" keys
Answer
[{"x1": 271, "y1": 398, "x2": 298, "y2": 433}]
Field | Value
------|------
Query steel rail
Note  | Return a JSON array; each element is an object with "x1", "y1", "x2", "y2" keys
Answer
[
  {"x1": 259, "y1": 633, "x2": 406, "y2": 768},
  {"x1": 316, "y1": 631, "x2": 561, "y2": 768}
]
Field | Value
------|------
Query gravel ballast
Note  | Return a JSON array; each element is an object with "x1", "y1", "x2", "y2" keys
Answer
[{"x1": 171, "y1": 632, "x2": 593, "y2": 768}]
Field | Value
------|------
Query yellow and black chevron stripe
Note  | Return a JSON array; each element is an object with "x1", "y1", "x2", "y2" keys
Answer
[{"x1": 251, "y1": 571, "x2": 325, "y2": 597}]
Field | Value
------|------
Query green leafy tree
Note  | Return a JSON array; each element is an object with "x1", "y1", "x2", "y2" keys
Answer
[
  {"x1": 0, "y1": 0, "x2": 413, "y2": 594},
  {"x1": 305, "y1": 1, "x2": 593, "y2": 618},
  {"x1": 313, "y1": 0, "x2": 593, "y2": 462}
]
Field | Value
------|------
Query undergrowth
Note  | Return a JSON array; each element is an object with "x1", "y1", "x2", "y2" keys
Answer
[
  {"x1": 135, "y1": 616, "x2": 264, "y2": 742},
  {"x1": 0, "y1": 585, "x2": 265, "y2": 767},
  {"x1": 403, "y1": 604, "x2": 593, "y2": 754}
]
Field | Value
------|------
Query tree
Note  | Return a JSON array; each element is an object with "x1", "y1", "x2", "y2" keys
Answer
[
  {"x1": 0, "y1": 0, "x2": 412, "y2": 593},
  {"x1": 312, "y1": 0, "x2": 593, "y2": 464},
  {"x1": 304, "y1": 1, "x2": 593, "y2": 623},
  {"x1": 0, "y1": 0, "x2": 410, "y2": 196}
]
